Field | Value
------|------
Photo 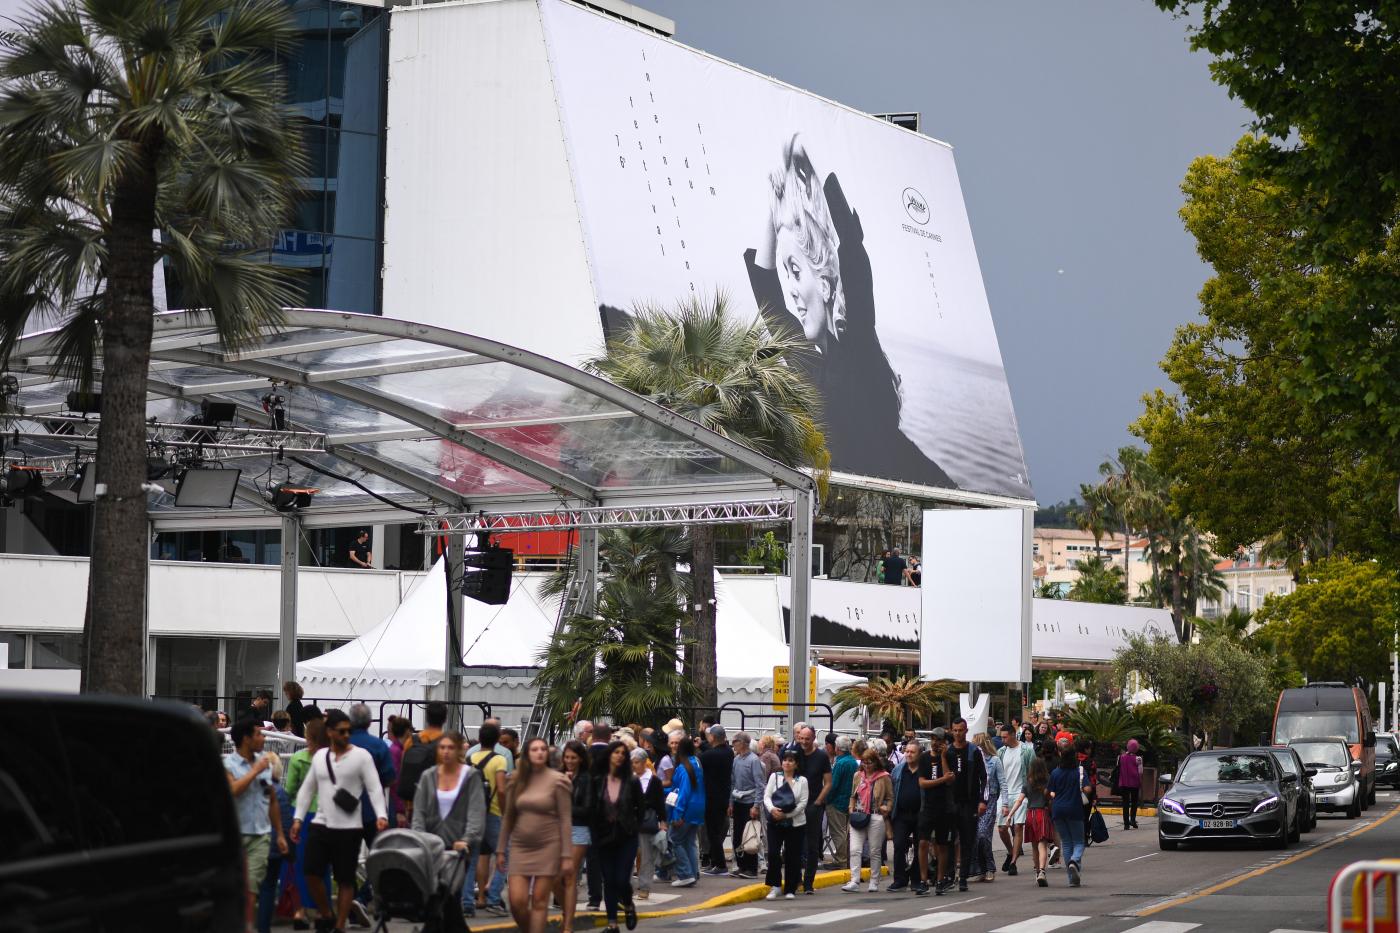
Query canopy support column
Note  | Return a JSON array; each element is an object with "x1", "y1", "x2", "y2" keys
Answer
[
  {"x1": 445, "y1": 534, "x2": 466, "y2": 728},
  {"x1": 278, "y1": 512, "x2": 299, "y2": 693},
  {"x1": 576, "y1": 529, "x2": 599, "y2": 617},
  {"x1": 788, "y1": 488, "x2": 813, "y2": 726}
]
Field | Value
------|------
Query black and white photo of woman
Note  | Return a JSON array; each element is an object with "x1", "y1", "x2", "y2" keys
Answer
[{"x1": 744, "y1": 134, "x2": 952, "y2": 488}]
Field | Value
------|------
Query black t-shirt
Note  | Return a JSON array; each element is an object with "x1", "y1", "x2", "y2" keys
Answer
[
  {"x1": 881, "y1": 555, "x2": 907, "y2": 584},
  {"x1": 923, "y1": 749, "x2": 952, "y2": 814},
  {"x1": 896, "y1": 760, "x2": 923, "y2": 815},
  {"x1": 799, "y1": 747, "x2": 831, "y2": 809},
  {"x1": 948, "y1": 742, "x2": 981, "y2": 805},
  {"x1": 349, "y1": 541, "x2": 370, "y2": 566},
  {"x1": 699, "y1": 744, "x2": 734, "y2": 805}
]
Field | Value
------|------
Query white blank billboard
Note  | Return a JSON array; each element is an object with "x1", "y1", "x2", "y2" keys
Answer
[
  {"x1": 921, "y1": 508, "x2": 1031, "y2": 683},
  {"x1": 383, "y1": 0, "x2": 1032, "y2": 500}
]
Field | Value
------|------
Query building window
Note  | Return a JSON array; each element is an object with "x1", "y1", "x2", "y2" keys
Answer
[
  {"x1": 154, "y1": 636, "x2": 220, "y2": 709},
  {"x1": 1, "y1": 632, "x2": 24, "y2": 668},
  {"x1": 224, "y1": 639, "x2": 280, "y2": 716},
  {"x1": 32, "y1": 633, "x2": 82, "y2": 669}
]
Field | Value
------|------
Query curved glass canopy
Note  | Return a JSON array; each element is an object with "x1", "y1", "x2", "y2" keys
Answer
[{"x1": 3, "y1": 309, "x2": 813, "y2": 529}]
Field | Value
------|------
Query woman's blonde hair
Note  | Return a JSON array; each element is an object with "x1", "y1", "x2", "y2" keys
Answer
[{"x1": 768, "y1": 134, "x2": 846, "y2": 342}]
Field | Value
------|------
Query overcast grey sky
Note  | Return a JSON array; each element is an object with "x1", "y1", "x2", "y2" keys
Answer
[{"x1": 640, "y1": 0, "x2": 1249, "y2": 505}]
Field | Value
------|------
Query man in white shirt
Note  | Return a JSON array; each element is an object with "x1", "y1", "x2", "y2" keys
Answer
[
  {"x1": 225, "y1": 718, "x2": 287, "y2": 926},
  {"x1": 996, "y1": 722, "x2": 1033, "y2": 877},
  {"x1": 292, "y1": 709, "x2": 388, "y2": 933}
]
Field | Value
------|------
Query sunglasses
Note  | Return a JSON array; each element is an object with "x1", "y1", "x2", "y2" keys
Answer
[{"x1": 331, "y1": 726, "x2": 351, "y2": 735}]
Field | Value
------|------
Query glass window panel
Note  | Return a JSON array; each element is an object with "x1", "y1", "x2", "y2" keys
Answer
[
  {"x1": 329, "y1": 7, "x2": 385, "y2": 135},
  {"x1": 323, "y1": 235, "x2": 377, "y2": 313},
  {"x1": 357, "y1": 439, "x2": 548, "y2": 496},
  {"x1": 1, "y1": 632, "x2": 24, "y2": 668},
  {"x1": 154, "y1": 637, "x2": 220, "y2": 709},
  {"x1": 329, "y1": 131, "x2": 378, "y2": 239},
  {"x1": 224, "y1": 639, "x2": 279, "y2": 716},
  {"x1": 352, "y1": 362, "x2": 632, "y2": 425},
  {"x1": 33, "y1": 633, "x2": 81, "y2": 670}
]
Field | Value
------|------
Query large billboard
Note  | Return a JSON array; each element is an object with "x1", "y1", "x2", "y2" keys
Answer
[
  {"x1": 382, "y1": 0, "x2": 1031, "y2": 499},
  {"x1": 538, "y1": 0, "x2": 1030, "y2": 498}
]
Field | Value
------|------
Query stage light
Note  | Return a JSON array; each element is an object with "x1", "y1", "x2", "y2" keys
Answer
[
  {"x1": 4, "y1": 464, "x2": 45, "y2": 499},
  {"x1": 261, "y1": 392, "x2": 287, "y2": 431},
  {"x1": 173, "y1": 466, "x2": 241, "y2": 508},
  {"x1": 267, "y1": 483, "x2": 317, "y2": 512},
  {"x1": 65, "y1": 391, "x2": 102, "y2": 414}
]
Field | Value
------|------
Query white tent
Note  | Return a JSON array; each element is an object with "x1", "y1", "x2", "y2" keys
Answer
[{"x1": 297, "y1": 559, "x2": 862, "y2": 728}]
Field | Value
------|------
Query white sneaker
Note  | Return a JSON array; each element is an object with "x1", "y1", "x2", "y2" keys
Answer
[
  {"x1": 868, "y1": 881, "x2": 879, "y2": 892},
  {"x1": 784, "y1": 893, "x2": 796, "y2": 900},
  {"x1": 841, "y1": 881, "x2": 860, "y2": 892},
  {"x1": 671, "y1": 876, "x2": 697, "y2": 888},
  {"x1": 765, "y1": 887, "x2": 781, "y2": 900}
]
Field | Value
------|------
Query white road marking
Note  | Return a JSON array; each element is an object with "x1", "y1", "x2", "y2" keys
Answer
[
  {"x1": 927, "y1": 896, "x2": 987, "y2": 911},
  {"x1": 682, "y1": 907, "x2": 776, "y2": 924},
  {"x1": 988, "y1": 917, "x2": 1091, "y2": 933},
  {"x1": 1124, "y1": 852, "x2": 1159, "y2": 863},
  {"x1": 1119, "y1": 923, "x2": 1200, "y2": 933},
  {"x1": 1267, "y1": 929, "x2": 1323, "y2": 933},
  {"x1": 878, "y1": 911, "x2": 984, "y2": 930},
  {"x1": 639, "y1": 892, "x2": 680, "y2": 904},
  {"x1": 777, "y1": 908, "x2": 884, "y2": 926}
]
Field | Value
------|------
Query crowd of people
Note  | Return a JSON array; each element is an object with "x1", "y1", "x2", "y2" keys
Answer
[{"x1": 220, "y1": 692, "x2": 1143, "y2": 933}]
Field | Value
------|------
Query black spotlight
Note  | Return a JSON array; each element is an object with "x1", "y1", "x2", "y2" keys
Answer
[
  {"x1": 65, "y1": 391, "x2": 103, "y2": 414},
  {"x1": 261, "y1": 392, "x2": 287, "y2": 431},
  {"x1": 267, "y1": 483, "x2": 316, "y2": 512},
  {"x1": 462, "y1": 535, "x2": 513, "y2": 605},
  {"x1": 4, "y1": 464, "x2": 45, "y2": 499}
]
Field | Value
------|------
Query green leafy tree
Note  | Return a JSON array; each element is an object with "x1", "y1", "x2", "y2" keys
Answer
[
  {"x1": 535, "y1": 527, "x2": 697, "y2": 728},
  {"x1": 0, "y1": 0, "x2": 304, "y2": 694},
  {"x1": 1067, "y1": 557, "x2": 1126, "y2": 605},
  {"x1": 588, "y1": 293, "x2": 829, "y2": 708},
  {"x1": 1253, "y1": 556, "x2": 1400, "y2": 690},
  {"x1": 1114, "y1": 632, "x2": 1276, "y2": 746},
  {"x1": 1155, "y1": 2, "x2": 1400, "y2": 467},
  {"x1": 741, "y1": 531, "x2": 787, "y2": 574},
  {"x1": 1132, "y1": 145, "x2": 1400, "y2": 568}
]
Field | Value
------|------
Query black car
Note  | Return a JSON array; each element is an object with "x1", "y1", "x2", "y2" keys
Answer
[
  {"x1": 1376, "y1": 734, "x2": 1399, "y2": 789},
  {"x1": 1269, "y1": 745, "x2": 1317, "y2": 832},
  {"x1": 1158, "y1": 747, "x2": 1302, "y2": 850}
]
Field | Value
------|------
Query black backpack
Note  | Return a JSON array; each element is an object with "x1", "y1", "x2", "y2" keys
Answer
[
  {"x1": 396, "y1": 734, "x2": 441, "y2": 802},
  {"x1": 472, "y1": 750, "x2": 501, "y2": 811}
]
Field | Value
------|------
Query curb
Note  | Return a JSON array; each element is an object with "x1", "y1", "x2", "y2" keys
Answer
[{"x1": 467, "y1": 866, "x2": 883, "y2": 930}]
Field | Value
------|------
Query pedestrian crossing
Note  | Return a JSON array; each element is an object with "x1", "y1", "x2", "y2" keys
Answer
[{"x1": 678, "y1": 906, "x2": 1322, "y2": 933}]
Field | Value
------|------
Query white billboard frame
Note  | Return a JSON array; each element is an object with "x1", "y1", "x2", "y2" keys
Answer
[{"x1": 920, "y1": 507, "x2": 1032, "y2": 684}]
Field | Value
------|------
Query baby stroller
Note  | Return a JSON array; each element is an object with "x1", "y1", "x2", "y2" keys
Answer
[{"x1": 366, "y1": 829, "x2": 470, "y2": 933}]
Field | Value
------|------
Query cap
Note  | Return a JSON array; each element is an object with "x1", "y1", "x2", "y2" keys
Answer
[{"x1": 930, "y1": 727, "x2": 947, "y2": 740}]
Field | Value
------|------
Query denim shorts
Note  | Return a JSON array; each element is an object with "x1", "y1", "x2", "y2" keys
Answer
[{"x1": 572, "y1": 825, "x2": 592, "y2": 846}]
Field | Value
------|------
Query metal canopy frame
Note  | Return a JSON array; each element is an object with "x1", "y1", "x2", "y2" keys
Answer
[{"x1": 5, "y1": 308, "x2": 819, "y2": 708}]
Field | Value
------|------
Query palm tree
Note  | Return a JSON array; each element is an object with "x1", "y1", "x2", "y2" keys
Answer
[
  {"x1": 535, "y1": 528, "x2": 696, "y2": 729},
  {"x1": 0, "y1": 0, "x2": 304, "y2": 694},
  {"x1": 1073, "y1": 483, "x2": 1111, "y2": 558},
  {"x1": 587, "y1": 293, "x2": 830, "y2": 708},
  {"x1": 831, "y1": 675, "x2": 961, "y2": 732},
  {"x1": 1068, "y1": 557, "x2": 1127, "y2": 605},
  {"x1": 1095, "y1": 446, "x2": 1160, "y2": 584}
]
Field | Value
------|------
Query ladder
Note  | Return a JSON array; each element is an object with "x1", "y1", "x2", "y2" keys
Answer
[{"x1": 522, "y1": 564, "x2": 593, "y2": 739}]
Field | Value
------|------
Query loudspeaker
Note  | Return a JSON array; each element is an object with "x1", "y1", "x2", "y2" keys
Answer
[{"x1": 462, "y1": 545, "x2": 513, "y2": 605}]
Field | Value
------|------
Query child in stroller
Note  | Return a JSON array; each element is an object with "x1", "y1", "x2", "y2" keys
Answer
[{"x1": 367, "y1": 830, "x2": 471, "y2": 933}]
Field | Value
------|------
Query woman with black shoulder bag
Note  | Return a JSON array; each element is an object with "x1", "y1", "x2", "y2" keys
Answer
[
  {"x1": 762, "y1": 748, "x2": 809, "y2": 900},
  {"x1": 841, "y1": 749, "x2": 891, "y2": 893}
]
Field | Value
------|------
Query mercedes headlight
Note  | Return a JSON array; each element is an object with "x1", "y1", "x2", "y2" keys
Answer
[
  {"x1": 1253, "y1": 795, "x2": 1280, "y2": 813},
  {"x1": 1160, "y1": 798, "x2": 1186, "y2": 815}
]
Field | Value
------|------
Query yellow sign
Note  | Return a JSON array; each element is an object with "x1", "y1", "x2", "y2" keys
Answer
[{"x1": 772, "y1": 665, "x2": 818, "y2": 708}]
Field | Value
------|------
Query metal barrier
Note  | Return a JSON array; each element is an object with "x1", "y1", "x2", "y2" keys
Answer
[
  {"x1": 1329, "y1": 860, "x2": 1400, "y2": 933},
  {"x1": 719, "y1": 701, "x2": 836, "y2": 737}
]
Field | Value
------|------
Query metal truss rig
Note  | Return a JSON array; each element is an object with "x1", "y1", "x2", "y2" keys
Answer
[
  {"x1": 419, "y1": 498, "x2": 794, "y2": 534},
  {"x1": 0, "y1": 413, "x2": 327, "y2": 461}
]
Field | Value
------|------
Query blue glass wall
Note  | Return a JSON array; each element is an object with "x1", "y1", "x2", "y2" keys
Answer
[
  {"x1": 164, "y1": 0, "x2": 387, "y2": 314},
  {"x1": 278, "y1": 0, "x2": 386, "y2": 313}
]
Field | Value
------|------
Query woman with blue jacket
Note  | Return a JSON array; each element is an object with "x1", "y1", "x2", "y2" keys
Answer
[{"x1": 665, "y1": 735, "x2": 706, "y2": 887}]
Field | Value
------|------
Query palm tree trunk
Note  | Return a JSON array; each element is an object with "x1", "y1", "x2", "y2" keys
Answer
[
  {"x1": 1169, "y1": 543, "x2": 1188, "y2": 645},
  {"x1": 83, "y1": 163, "x2": 158, "y2": 695},
  {"x1": 1122, "y1": 521, "x2": 1131, "y2": 593},
  {"x1": 689, "y1": 524, "x2": 719, "y2": 710}
]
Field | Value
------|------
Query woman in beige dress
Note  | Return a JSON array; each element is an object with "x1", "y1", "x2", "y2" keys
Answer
[{"x1": 497, "y1": 737, "x2": 573, "y2": 932}]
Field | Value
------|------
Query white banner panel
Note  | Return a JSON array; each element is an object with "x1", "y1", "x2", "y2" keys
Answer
[
  {"x1": 534, "y1": 0, "x2": 1030, "y2": 498},
  {"x1": 921, "y1": 508, "x2": 1031, "y2": 682}
]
